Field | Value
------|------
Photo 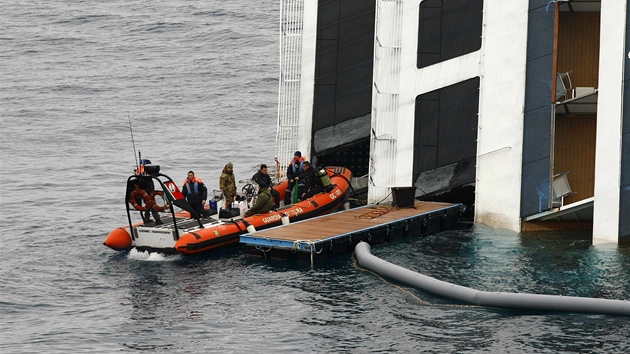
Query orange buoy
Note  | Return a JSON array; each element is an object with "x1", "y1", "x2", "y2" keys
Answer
[
  {"x1": 129, "y1": 189, "x2": 154, "y2": 211},
  {"x1": 150, "y1": 190, "x2": 169, "y2": 212},
  {"x1": 104, "y1": 227, "x2": 132, "y2": 251}
]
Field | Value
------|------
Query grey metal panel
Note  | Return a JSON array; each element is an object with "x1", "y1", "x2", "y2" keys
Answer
[
  {"x1": 415, "y1": 145, "x2": 438, "y2": 173},
  {"x1": 335, "y1": 86, "x2": 373, "y2": 123},
  {"x1": 336, "y1": 58, "x2": 372, "y2": 95},
  {"x1": 520, "y1": 157, "x2": 551, "y2": 216},
  {"x1": 337, "y1": 10, "x2": 376, "y2": 46},
  {"x1": 524, "y1": 56, "x2": 554, "y2": 112},
  {"x1": 522, "y1": 106, "x2": 552, "y2": 165},
  {"x1": 620, "y1": 14, "x2": 630, "y2": 241},
  {"x1": 529, "y1": 0, "x2": 552, "y2": 11},
  {"x1": 521, "y1": 4, "x2": 555, "y2": 217},
  {"x1": 316, "y1": 44, "x2": 339, "y2": 85},
  {"x1": 526, "y1": 6, "x2": 555, "y2": 57}
]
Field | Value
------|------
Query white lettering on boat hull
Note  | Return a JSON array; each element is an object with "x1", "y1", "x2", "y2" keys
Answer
[
  {"x1": 261, "y1": 208, "x2": 304, "y2": 224},
  {"x1": 134, "y1": 226, "x2": 176, "y2": 248}
]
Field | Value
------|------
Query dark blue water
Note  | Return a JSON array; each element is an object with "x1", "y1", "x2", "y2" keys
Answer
[{"x1": 1, "y1": 1, "x2": 629, "y2": 353}]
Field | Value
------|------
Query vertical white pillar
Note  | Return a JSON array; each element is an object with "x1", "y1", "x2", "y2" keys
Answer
[
  {"x1": 592, "y1": 0, "x2": 626, "y2": 245},
  {"x1": 474, "y1": 0, "x2": 529, "y2": 232},
  {"x1": 298, "y1": 0, "x2": 317, "y2": 160},
  {"x1": 396, "y1": 0, "x2": 420, "y2": 188},
  {"x1": 368, "y1": 0, "x2": 406, "y2": 203}
]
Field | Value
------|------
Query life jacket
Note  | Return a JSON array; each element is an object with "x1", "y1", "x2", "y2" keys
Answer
[
  {"x1": 290, "y1": 156, "x2": 305, "y2": 175},
  {"x1": 183, "y1": 177, "x2": 203, "y2": 194}
]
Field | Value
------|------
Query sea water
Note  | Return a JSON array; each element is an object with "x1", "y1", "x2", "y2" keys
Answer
[{"x1": 1, "y1": 1, "x2": 628, "y2": 353}]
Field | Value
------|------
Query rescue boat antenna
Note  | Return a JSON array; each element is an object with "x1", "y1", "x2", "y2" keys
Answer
[{"x1": 128, "y1": 114, "x2": 139, "y2": 170}]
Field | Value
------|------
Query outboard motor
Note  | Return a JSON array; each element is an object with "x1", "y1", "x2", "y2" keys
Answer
[
  {"x1": 317, "y1": 167, "x2": 334, "y2": 192},
  {"x1": 242, "y1": 183, "x2": 256, "y2": 204},
  {"x1": 143, "y1": 164, "x2": 160, "y2": 175}
]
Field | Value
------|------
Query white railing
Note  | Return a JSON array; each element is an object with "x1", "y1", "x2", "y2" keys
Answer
[
  {"x1": 275, "y1": 0, "x2": 305, "y2": 181},
  {"x1": 369, "y1": 0, "x2": 404, "y2": 203}
]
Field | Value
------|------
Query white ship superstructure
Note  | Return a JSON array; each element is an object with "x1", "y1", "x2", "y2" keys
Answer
[{"x1": 275, "y1": 0, "x2": 628, "y2": 245}]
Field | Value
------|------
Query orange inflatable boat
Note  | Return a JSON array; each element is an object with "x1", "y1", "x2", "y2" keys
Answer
[{"x1": 104, "y1": 165, "x2": 352, "y2": 255}]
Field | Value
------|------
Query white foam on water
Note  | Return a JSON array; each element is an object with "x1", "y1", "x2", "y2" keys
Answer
[{"x1": 127, "y1": 248, "x2": 179, "y2": 262}]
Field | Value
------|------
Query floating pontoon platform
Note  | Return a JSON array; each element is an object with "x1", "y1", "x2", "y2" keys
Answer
[{"x1": 239, "y1": 201, "x2": 465, "y2": 264}]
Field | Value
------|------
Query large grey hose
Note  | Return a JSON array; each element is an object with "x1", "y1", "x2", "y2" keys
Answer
[{"x1": 354, "y1": 242, "x2": 630, "y2": 316}]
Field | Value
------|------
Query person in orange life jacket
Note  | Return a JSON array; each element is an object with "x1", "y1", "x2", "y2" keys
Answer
[
  {"x1": 252, "y1": 164, "x2": 280, "y2": 208},
  {"x1": 219, "y1": 162, "x2": 237, "y2": 209},
  {"x1": 284, "y1": 151, "x2": 305, "y2": 205},
  {"x1": 131, "y1": 160, "x2": 162, "y2": 225},
  {"x1": 295, "y1": 161, "x2": 323, "y2": 200},
  {"x1": 182, "y1": 170, "x2": 208, "y2": 218}
]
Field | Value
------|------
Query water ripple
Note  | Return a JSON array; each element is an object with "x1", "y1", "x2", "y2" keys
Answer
[{"x1": 1, "y1": 1, "x2": 628, "y2": 353}]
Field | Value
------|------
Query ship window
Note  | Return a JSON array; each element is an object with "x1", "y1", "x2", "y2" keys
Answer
[
  {"x1": 413, "y1": 77, "x2": 480, "y2": 183},
  {"x1": 417, "y1": 0, "x2": 483, "y2": 69}
]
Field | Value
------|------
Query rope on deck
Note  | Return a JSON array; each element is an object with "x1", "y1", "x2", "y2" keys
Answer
[{"x1": 355, "y1": 205, "x2": 395, "y2": 219}]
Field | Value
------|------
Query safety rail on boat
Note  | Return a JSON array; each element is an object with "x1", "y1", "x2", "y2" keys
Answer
[{"x1": 125, "y1": 167, "x2": 202, "y2": 241}]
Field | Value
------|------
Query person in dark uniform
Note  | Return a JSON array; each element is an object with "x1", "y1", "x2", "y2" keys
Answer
[
  {"x1": 130, "y1": 160, "x2": 163, "y2": 225},
  {"x1": 252, "y1": 164, "x2": 280, "y2": 208},
  {"x1": 181, "y1": 170, "x2": 208, "y2": 218},
  {"x1": 284, "y1": 151, "x2": 305, "y2": 205},
  {"x1": 296, "y1": 161, "x2": 323, "y2": 200}
]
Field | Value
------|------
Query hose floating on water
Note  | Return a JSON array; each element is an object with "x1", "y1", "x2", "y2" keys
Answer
[{"x1": 354, "y1": 242, "x2": 630, "y2": 317}]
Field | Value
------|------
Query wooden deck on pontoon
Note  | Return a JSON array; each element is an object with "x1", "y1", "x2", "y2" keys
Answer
[{"x1": 240, "y1": 201, "x2": 465, "y2": 262}]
